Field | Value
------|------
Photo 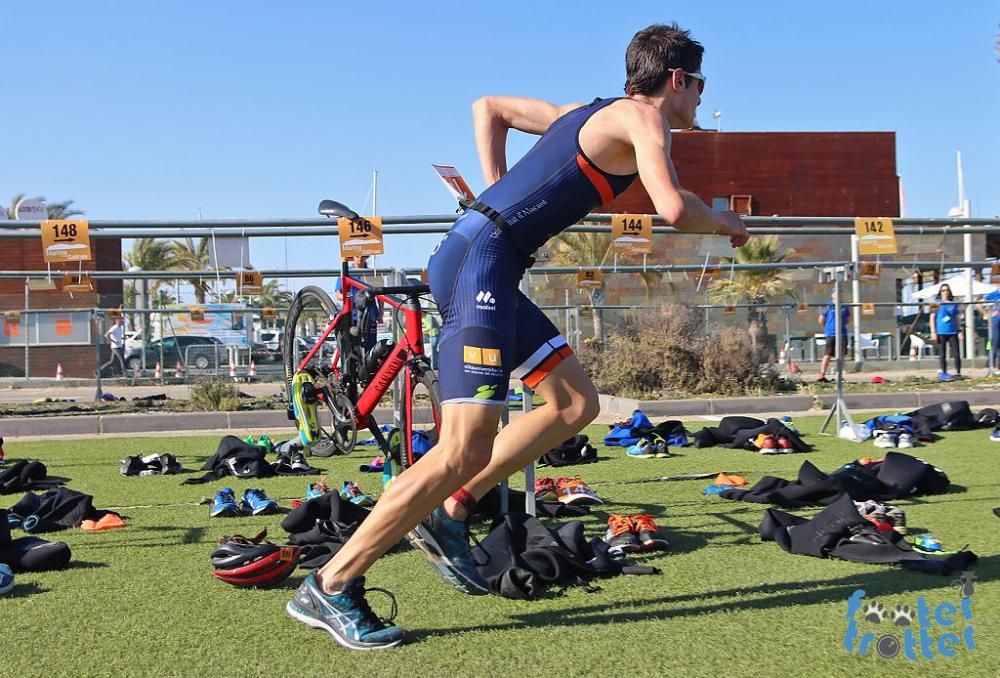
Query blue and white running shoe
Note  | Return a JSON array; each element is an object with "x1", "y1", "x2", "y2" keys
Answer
[
  {"x1": 626, "y1": 440, "x2": 654, "y2": 458},
  {"x1": 210, "y1": 487, "x2": 241, "y2": 518},
  {"x1": 990, "y1": 427, "x2": 1000, "y2": 443},
  {"x1": 407, "y1": 508, "x2": 489, "y2": 595},
  {"x1": 241, "y1": 488, "x2": 279, "y2": 516},
  {"x1": 287, "y1": 574, "x2": 406, "y2": 650}
]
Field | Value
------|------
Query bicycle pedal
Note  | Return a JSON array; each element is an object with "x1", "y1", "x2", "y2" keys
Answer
[{"x1": 301, "y1": 382, "x2": 321, "y2": 404}]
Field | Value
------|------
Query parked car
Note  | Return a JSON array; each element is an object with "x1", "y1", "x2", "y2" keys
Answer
[
  {"x1": 125, "y1": 335, "x2": 225, "y2": 371},
  {"x1": 251, "y1": 342, "x2": 281, "y2": 364},
  {"x1": 258, "y1": 329, "x2": 281, "y2": 352}
]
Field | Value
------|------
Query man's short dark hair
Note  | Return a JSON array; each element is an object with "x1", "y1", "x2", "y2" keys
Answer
[{"x1": 625, "y1": 23, "x2": 704, "y2": 96}]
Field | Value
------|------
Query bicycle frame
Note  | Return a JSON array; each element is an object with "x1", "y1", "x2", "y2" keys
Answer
[{"x1": 296, "y1": 263, "x2": 428, "y2": 429}]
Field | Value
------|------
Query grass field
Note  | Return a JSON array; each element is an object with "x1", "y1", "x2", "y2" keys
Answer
[{"x1": 2, "y1": 415, "x2": 998, "y2": 677}]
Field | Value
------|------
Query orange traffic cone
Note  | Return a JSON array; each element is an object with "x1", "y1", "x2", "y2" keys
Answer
[
  {"x1": 778, "y1": 343, "x2": 787, "y2": 365},
  {"x1": 248, "y1": 360, "x2": 257, "y2": 378},
  {"x1": 909, "y1": 344, "x2": 918, "y2": 361},
  {"x1": 175, "y1": 360, "x2": 184, "y2": 378},
  {"x1": 154, "y1": 361, "x2": 162, "y2": 379},
  {"x1": 55, "y1": 362, "x2": 64, "y2": 380},
  {"x1": 229, "y1": 354, "x2": 237, "y2": 379}
]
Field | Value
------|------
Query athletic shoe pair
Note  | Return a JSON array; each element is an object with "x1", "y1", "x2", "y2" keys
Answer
[
  {"x1": 873, "y1": 431, "x2": 914, "y2": 449},
  {"x1": 277, "y1": 448, "x2": 311, "y2": 473},
  {"x1": 244, "y1": 434, "x2": 275, "y2": 454},
  {"x1": 854, "y1": 500, "x2": 907, "y2": 535},
  {"x1": 626, "y1": 440, "x2": 669, "y2": 458},
  {"x1": 758, "y1": 434, "x2": 793, "y2": 454},
  {"x1": 210, "y1": 487, "x2": 280, "y2": 517},
  {"x1": 605, "y1": 514, "x2": 670, "y2": 557}
]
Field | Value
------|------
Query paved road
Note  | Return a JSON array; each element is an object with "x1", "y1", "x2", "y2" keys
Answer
[{"x1": 0, "y1": 381, "x2": 284, "y2": 403}]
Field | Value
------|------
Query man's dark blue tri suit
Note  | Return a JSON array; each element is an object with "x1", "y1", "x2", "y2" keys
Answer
[{"x1": 429, "y1": 97, "x2": 637, "y2": 406}]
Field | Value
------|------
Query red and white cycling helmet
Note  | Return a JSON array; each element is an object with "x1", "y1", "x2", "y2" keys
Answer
[{"x1": 210, "y1": 530, "x2": 300, "y2": 588}]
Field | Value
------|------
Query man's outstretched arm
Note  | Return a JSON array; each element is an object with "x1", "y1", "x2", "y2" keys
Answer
[
  {"x1": 472, "y1": 96, "x2": 582, "y2": 186},
  {"x1": 625, "y1": 103, "x2": 748, "y2": 247}
]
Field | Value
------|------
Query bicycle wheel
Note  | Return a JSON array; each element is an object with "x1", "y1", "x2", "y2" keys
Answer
[
  {"x1": 400, "y1": 360, "x2": 442, "y2": 469},
  {"x1": 284, "y1": 285, "x2": 356, "y2": 457}
]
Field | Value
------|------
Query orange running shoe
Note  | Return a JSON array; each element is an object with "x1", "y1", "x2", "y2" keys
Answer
[
  {"x1": 605, "y1": 514, "x2": 640, "y2": 556},
  {"x1": 555, "y1": 477, "x2": 603, "y2": 505},
  {"x1": 534, "y1": 477, "x2": 558, "y2": 501},
  {"x1": 631, "y1": 514, "x2": 669, "y2": 551}
]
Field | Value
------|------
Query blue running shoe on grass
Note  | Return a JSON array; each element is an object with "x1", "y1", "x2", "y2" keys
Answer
[
  {"x1": 626, "y1": 440, "x2": 654, "y2": 458},
  {"x1": 0, "y1": 564, "x2": 14, "y2": 595},
  {"x1": 210, "y1": 487, "x2": 240, "y2": 517},
  {"x1": 990, "y1": 427, "x2": 1000, "y2": 443},
  {"x1": 407, "y1": 507, "x2": 489, "y2": 595},
  {"x1": 287, "y1": 574, "x2": 406, "y2": 650},
  {"x1": 242, "y1": 488, "x2": 279, "y2": 516}
]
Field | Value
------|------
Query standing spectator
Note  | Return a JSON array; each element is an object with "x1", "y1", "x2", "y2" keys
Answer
[
  {"x1": 931, "y1": 284, "x2": 962, "y2": 380},
  {"x1": 817, "y1": 289, "x2": 850, "y2": 382},
  {"x1": 101, "y1": 317, "x2": 127, "y2": 377},
  {"x1": 978, "y1": 298, "x2": 1000, "y2": 373}
]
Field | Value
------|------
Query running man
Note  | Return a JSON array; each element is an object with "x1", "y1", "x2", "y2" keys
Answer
[
  {"x1": 287, "y1": 22, "x2": 749, "y2": 650},
  {"x1": 100, "y1": 316, "x2": 127, "y2": 377}
]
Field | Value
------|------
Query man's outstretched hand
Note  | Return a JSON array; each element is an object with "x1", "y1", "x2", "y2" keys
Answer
[{"x1": 718, "y1": 210, "x2": 750, "y2": 247}]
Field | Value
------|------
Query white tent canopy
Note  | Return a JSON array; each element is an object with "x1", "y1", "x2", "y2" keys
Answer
[{"x1": 911, "y1": 273, "x2": 998, "y2": 300}]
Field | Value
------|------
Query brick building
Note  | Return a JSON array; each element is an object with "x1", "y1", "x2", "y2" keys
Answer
[
  {"x1": 529, "y1": 130, "x2": 984, "y2": 348},
  {"x1": 0, "y1": 236, "x2": 123, "y2": 378}
]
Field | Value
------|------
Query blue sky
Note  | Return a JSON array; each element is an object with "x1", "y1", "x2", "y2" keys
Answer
[{"x1": 1, "y1": 1, "x2": 998, "y2": 283}]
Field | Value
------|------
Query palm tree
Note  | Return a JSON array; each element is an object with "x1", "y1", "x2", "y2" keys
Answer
[
  {"x1": 257, "y1": 280, "x2": 293, "y2": 306},
  {"x1": 549, "y1": 232, "x2": 613, "y2": 344},
  {"x1": 548, "y1": 229, "x2": 664, "y2": 346},
  {"x1": 152, "y1": 288, "x2": 177, "y2": 308},
  {"x1": 706, "y1": 235, "x2": 797, "y2": 343},
  {"x1": 46, "y1": 200, "x2": 85, "y2": 219},
  {"x1": 171, "y1": 238, "x2": 214, "y2": 304},
  {"x1": 123, "y1": 238, "x2": 179, "y2": 330}
]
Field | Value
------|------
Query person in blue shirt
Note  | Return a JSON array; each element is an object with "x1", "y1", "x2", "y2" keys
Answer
[
  {"x1": 931, "y1": 284, "x2": 961, "y2": 380},
  {"x1": 817, "y1": 289, "x2": 850, "y2": 382},
  {"x1": 978, "y1": 298, "x2": 1000, "y2": 373}
]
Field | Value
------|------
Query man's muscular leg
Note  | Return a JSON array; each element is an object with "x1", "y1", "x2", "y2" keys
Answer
[
  {"x1": 315, "y1": 402, "x2": 502, "y2": 593},
  {"x1": 442, "y1": 355, "x2": 600, "y2": 519}
]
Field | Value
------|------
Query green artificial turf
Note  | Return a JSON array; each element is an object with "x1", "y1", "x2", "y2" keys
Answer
[{"x1": 1, "y1": 416, "x2": 997, "y2": 677}]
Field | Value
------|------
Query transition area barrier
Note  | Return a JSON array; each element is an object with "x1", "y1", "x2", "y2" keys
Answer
[{"x1": 2, "y1": 213, "x2": 1000, "y2": 381}]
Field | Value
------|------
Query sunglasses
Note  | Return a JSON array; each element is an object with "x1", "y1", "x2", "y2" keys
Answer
[{"x1": 668, "y1": 68, "x2": 706, "y2": 94}]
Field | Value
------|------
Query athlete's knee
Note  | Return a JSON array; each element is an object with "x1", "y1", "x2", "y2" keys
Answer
[
  {"x1": 564, "y1": 388, "x2": 600, "y2": 428},
  {"x1": 439, "y1": 438, "x2": 493, "y2": 481}
]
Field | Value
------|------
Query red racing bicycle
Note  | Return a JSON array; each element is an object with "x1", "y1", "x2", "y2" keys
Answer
[{"x1": 283, "y1": 200, "x2": 441, "y2": 469}]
